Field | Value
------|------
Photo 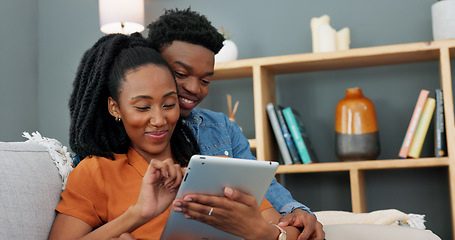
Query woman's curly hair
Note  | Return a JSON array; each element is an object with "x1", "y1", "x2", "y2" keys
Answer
[
  {"x1": 69, "y1": 33, "x2": 199, "y2": 166},
  {"x1": 147, "y1": 8, "x2": 225, "y2": 54}
]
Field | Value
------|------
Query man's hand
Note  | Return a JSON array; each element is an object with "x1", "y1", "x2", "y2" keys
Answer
[{"x1": 278, "y1": 208, "x2": 325, "y2": 240}]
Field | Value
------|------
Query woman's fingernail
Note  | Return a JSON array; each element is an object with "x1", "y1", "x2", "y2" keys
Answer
[
  {"x1": 174, "y1": 207, "x2": 182, "y2": 212},
  {"x1": 225, "y1": 187, "x2": 233, "y2": 196},
  {"x1": 184, "y1": 196, "x2": 192, "y2": 202},
  {"x1": 174, "y1": 202, "x2": 182, "y2": 207}
]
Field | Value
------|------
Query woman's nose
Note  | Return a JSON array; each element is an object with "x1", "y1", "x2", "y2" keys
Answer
[{"x1": 149, "y1": 109, "x2": 166, "y2": 126}]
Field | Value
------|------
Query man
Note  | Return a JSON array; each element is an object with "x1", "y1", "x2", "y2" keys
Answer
[{"x1": 147, "y1": 8, "x2": 324, "y2": 240}]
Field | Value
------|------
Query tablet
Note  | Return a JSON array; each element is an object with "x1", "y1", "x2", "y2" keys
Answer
[{"x1": 159, "y1": 155, "x2": 279, "y2": 240}]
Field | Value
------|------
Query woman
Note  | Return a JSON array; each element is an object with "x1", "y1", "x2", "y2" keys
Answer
[{"x1": 48, "y1": 33, "x2": 299, "y2": 240}]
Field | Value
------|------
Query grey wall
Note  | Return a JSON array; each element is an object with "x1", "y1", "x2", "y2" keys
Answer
[
  {"x1": 0, "y1": 0, "x2": 451, "y2": 238},
  {"x1": 38, "y1": 0, "x2": 105, "y2": 145},
  {"x1": 0, "y1": 0, "x2": 39, "y2": 140}
]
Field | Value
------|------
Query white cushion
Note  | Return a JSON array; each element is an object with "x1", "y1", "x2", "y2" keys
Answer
[{"x1": 323, "y1": 224, "x2": 441, "y2": 240}]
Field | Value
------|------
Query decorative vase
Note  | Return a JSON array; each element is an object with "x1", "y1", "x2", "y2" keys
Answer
[
  {"x1": 432, "y1": 0, "x2": 455, "y2": 41},
  {"x1": 215, "y1": 40, "x2": 238, "y2": 63},
  {"x1": 335, "y1": 87, "x2": 380, "y2": 161}
]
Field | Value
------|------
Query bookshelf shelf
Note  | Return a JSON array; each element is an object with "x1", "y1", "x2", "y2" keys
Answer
[
  {"x1": 278, "y1": 157, "x2": 449, "y2": 214},
  {"x1": 214, "y1": 39, "x2": 455, "y2": 239},
  {"x1": 213, "y1": 40, "x2": 455, "y2": 81},
  {"x1": 276, "y1": 157, "x2": 449, "y2": 174}
]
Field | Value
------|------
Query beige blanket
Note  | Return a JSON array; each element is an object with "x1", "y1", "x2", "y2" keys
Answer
[{"x1": 315, "y1": 209, "x2": 426, "y2": 230}]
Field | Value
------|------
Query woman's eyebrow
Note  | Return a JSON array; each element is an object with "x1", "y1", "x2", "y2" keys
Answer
[
  {"x1": 163, "y1": 91, "x2": 178, "y2": 97},
  {"x1": 131, "y1": 95, "x2": 152, "y2": 100},
  {"x1": 131, "y1": 91, "x2": 177, "y2": 100}
]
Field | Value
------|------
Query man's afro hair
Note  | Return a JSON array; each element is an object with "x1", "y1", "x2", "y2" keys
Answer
[{"x1": 147, "y1": 8, "x2": 225, "y2": 54}]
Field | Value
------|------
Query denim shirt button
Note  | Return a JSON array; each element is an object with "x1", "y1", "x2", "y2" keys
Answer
[{"x1": 224, "y1": 151, "x2": 229, "y2": 156}]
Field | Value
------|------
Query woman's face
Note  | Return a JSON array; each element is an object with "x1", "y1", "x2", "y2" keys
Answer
[{"x1": 109, "y1": 64, "x2": 179, "y2": 162}]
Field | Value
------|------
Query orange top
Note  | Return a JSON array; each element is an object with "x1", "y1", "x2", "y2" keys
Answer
[{"x1": 56, "y1": 148, "x2": 273, "y2": 240}]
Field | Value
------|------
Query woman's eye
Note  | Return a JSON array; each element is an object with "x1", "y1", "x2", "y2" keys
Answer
[
  {"x1": 163, "y1": 103, "x2": 176, "y2": 109},
  {"x1": 135, "y1": 106, "x2": 150, "y2": 111}
]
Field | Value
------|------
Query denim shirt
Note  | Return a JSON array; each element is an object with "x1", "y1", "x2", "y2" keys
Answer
[{"x1": 184, "y1": 108, "x2": 312, "y2": 215}]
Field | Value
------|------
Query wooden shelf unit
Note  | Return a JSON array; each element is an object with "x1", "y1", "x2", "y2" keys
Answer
[{"x1": 213, "y1": 39, "x2": 455, "y2": 238}]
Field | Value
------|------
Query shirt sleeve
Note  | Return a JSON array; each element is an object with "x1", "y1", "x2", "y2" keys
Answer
[
  {"x1": 259, "y1": 198, "x2": 273, "y2": 211},
  {"x1": 226, "y1": 118, "x2": 256, "y2": 160},
  {"x1": 265, "y1": 178, "x2": 314, "y2": 216},
  {"x1": 56, "y1": 159, "x2": 107, "y2": 227}
]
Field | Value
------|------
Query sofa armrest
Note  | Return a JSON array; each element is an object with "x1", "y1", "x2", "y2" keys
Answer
[{"x1": 0, "y1": 141, "x2": 63, "y2": 240}]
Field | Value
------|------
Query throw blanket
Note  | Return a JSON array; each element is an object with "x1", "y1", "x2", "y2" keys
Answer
[
  {"x1": 315, "y1": 209, "x2": 426, "y2": 230},
  {"x1": 23, "y1": 131, "x2": 74, "y2": 190}
]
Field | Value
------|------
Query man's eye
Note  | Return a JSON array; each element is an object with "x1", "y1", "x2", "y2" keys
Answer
[
  {"x1": 174, "y1": 72, "x2": 188, "y2": 78},
  {"x1": 201, "y1": 79, "x2": 210, "y2": 85}
]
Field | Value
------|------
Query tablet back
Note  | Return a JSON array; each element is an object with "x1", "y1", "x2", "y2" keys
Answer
[{"x1": 159, "y1": 155, "x2": 279, "y2": 240}]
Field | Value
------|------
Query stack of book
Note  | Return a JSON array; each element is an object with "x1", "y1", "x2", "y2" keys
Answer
[
  {"x1": 398, "y1": 89, "x2": 447, "y2": 159},
  {"x1": 266, "y1": 103, "x2": 318, "y2": 165}
]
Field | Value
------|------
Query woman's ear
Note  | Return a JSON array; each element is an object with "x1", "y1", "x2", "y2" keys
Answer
[{"x1": 108, "y1": 97, "x2": 121, "y2": 119}]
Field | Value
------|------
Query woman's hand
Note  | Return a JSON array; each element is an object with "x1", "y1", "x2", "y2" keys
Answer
[
  {"x1": 172, "y1": 187, "x2": 277, "y2": 239},
  {"x1": 133, "y1": 158, "x2": 184, "y2": 224}
]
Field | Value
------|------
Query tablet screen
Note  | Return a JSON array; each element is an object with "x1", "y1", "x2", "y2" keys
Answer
[{"x1": 159, "y1": 155, "x2": 279, "y2": 240}]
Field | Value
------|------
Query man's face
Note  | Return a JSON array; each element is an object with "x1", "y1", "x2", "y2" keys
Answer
[{"x1": 160, "y1": 41, "x2": 215, "y2": 118}]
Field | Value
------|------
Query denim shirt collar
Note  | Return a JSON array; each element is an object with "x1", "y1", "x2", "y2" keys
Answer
[{"x1": 184, "y1": 108, "x2": 203, "y2": 125}]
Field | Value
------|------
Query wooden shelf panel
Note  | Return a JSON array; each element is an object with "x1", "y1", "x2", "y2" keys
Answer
[
  {"x1": 212, "y1": 63, "x2": 253, "y2": 80},
  {"x1": 213, "y1": 39, "x2": 455, "y2": 80},
  {"x1": 276, "y1": 157, "x2": 450, "y2": 174},
  {"x1": 248, "y1": 139, "x2": 256, "y2": 150}
]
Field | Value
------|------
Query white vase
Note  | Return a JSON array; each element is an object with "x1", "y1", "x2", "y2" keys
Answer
[
  {"x1": 432, "y1": 0, "x2": 455, "y2": 41},
  {"x1": 215, "y1": 40, "x2": 238, "y2": 63}
]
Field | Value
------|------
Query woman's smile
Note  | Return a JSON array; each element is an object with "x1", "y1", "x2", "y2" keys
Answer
[{"x1": 145, "y1": 130, "x2": 169, "y2": 140}]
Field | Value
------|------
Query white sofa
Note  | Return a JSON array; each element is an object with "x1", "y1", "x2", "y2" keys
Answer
[
  {"x1": 0, "y1": 140, "x2": 442, "y2": 240},
  {"x1": 0, "y1": 141, "x2": 62, "y2": 239}
]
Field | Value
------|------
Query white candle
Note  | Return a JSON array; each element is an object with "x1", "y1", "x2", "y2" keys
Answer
[
  {"x1": 337, "y1": 27, "x2": 351, "y2": 50},
  {"x1": 318, "y1": 23, "x2": 337, "y2": 52},
  {"x1": 311, "y1": 15, "x2": 330, "y2": 53}
]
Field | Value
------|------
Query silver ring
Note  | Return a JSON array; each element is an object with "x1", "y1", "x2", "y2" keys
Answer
[{"x1": 208, "y1": 207, "x2": 214, "y2": 216}]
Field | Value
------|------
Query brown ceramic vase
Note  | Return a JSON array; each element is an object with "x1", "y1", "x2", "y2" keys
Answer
[{"x1": 335, "y1": 87, "x2": 380, "y2": 161}]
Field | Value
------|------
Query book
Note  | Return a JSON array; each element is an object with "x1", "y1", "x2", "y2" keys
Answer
[
  {"x1": 274, "y1": 105, "x2": 302, "y2": 164},
  {"x1": 282, "y1": 107, "x2": 318, "y2": 164},
  {"x1": 398, "y1": 89, "x2": 430, "y2": 158},
  {"x1": 434, "y1": 89, "x2": 447, "y2": 157},
  {"x1": 266, "y1": 103, "x2": 293, "y2": 165},
  {"x1": 408, "y1": 97, "x2": 436, "y2": 158}
]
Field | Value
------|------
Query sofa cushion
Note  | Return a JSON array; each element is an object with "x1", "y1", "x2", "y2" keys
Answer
[
  {"x1": 323, "y1": 224, "x2": 441, "y2": 240},
  {"x1": 0, "y1": 141, "x2": 62, "y2": 240}
]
